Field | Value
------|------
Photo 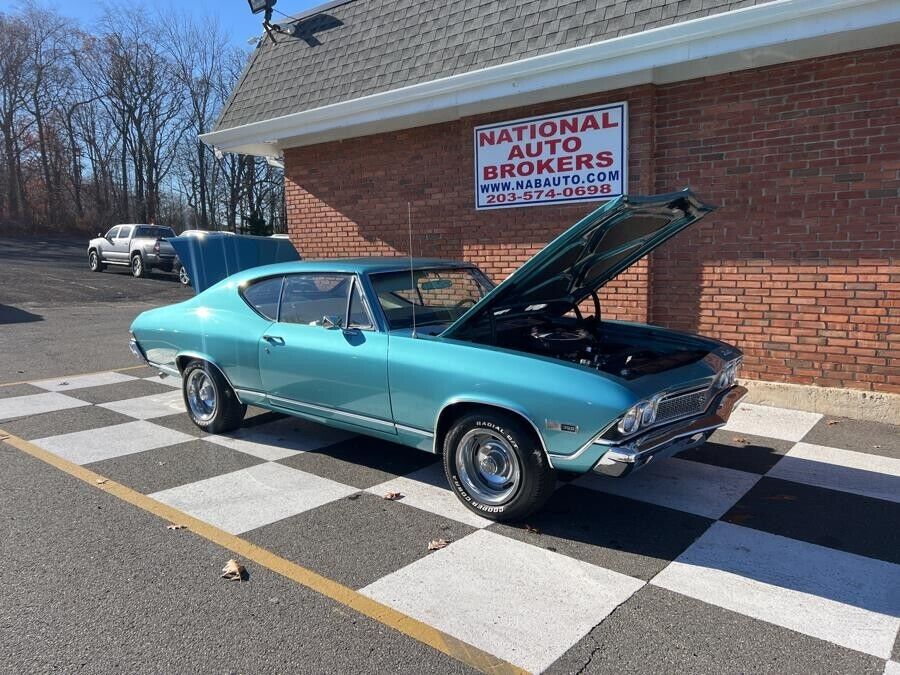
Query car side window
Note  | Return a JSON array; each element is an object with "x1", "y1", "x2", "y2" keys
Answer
[
  {"x1": 280, "y1": 274, "x2": 351, "y2": 326},
  {"x1": 105, "y1": 226, "x2": 120, "y2": 239},
  {"x1": 348, "y1": 280, "x2": 373, "y2": 329},
  {"x1": 117, "y1": 226, "x2": 132, "y2": 239},
  {"x1": 241, "y1": 276, "x2": 283, "y2": 321}
]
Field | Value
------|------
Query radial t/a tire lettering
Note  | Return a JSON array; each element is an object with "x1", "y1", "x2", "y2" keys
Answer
[{"x1": 443, "y1": 410, "x2": 555, "y2": 522}]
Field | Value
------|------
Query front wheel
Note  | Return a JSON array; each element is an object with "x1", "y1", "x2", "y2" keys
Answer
[
  {"x1": 177, "y1": 263, "x2": 191, "y2": 286},
  {"x1": 88, "y1": 250, "x2": 105, "y2": 272},
  {"x1": 181, "y1": 361, "x2": 246, "y2": 433},
  {"x1": 443, "y1": 411, "x2": 555, "y2": 522}
]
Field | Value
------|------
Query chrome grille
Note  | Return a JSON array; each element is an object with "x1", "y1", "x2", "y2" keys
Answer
[{"x1": 655, "y1": 387, "x2": 709, "y2": 424}]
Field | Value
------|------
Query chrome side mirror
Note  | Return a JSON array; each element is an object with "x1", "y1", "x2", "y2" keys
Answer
[{"x1": 321, "y1": 315, "x2": 343, "y2": 330}]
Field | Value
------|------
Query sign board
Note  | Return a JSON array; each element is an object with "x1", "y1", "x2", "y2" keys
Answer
[{"x1": 474, "y1": 102, "x2": 627, "y2": 210}]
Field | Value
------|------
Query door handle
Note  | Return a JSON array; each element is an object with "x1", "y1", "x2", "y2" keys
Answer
[{"x1": 263, "y1": 335, "x2": 285, "y2": 345}]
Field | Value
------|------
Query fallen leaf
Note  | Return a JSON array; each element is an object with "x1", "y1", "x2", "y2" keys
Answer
[
  {"x1": 95, "y1": 478, "x2": 108, "y2": 485},
  {"x1": 427, "y1": 538, "x2": 450, "y2": 551},
  {"x1": 58, "y1": 381, "x2": 69, "y2": 387},
  {"x1": 732, "y1": 437, "x2": 748, "y2": 444},
  {"x1": 825, "y1": 419, "x2": 841, "y2": 426},
  {"x1": 383, "y1": 491, "x2": 404, "y2": 501},
  {"x1": 873, "y1": 445, "x2": 882, "y2": 449},
  {"x1": 166, "y1": 524, "x2": 187, "y2": 531},
  {"x1": 347, "y1": 493, "x2": 361, "y2": 500},
  {"x1": 221, "y1": 558, "x2": 247, "y2": 581},
  {"x1": 726, "y1": 513, "x2": 753, "y2": 524},
  {"x1": 524, "y1": 524, "x2": 541, "y2": 535}
]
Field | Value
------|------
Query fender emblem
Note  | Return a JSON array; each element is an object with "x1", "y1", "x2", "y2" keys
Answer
[{"x1": 546, "y1": 420, "x2": 579, "y2": 433}]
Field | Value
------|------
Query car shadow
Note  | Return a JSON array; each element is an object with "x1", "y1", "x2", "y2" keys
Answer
[{"x1": 0, "y1": 303, "x2": 43, "y2": 325}]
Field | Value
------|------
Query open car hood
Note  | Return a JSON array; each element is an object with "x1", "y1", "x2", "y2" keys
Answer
[
  {"x1": 169, "y1": 233, "x2": 300, "y2": 294},
  {"x1": 441, "y1": 189, "x2": 716, "y2": 339}
]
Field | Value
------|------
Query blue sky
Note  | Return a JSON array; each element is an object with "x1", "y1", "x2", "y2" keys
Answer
[{"x1": 2, "y1": 0, "x2": 325, "y2": 46}]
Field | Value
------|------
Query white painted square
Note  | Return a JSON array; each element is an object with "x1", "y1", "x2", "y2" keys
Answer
[
  {"x1": 0, "y1": 392, "x2": 90, "y2": 421},
  {"x1": 30, "y1": 371, "x2": 137, "y2": 391},
  {"x1": 203, "y1": 416, "x2": 352, "y2": 461},
  {"x1": 362, "y1": 530, "x2": 644, "y2": 672},
  {"x1": 31, "y1": 420, "x2": 194, "y2": 465},
  {"x1": 99, "y1": 390, "x2": 186, "y2": 420},
  {"x1": 884, "y1": 661, "x2": 900, "y2": 675},
  {"x1": 652, "y1": 522, "x2": 900, "y2": 659},
  {"x1": 722, "y1": 403, "x2": 821, "y2": 442},
  {"x1": 149, "y1": 462, "x2": 356, "y2": 534},
  {"x1": 767, "y1": 442, "x2": 900, "y2": 503},
  {"x1": 366, "y1": 462, "x2": 493, "y2": 528},
  {"x1": 575, "y1": 457, "x2": 760, "y2": 519}
]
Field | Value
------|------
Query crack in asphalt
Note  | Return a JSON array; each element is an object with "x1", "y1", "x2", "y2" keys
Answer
[{"x1": 573, "y1": 598, "x2": 631, "y2": 674}]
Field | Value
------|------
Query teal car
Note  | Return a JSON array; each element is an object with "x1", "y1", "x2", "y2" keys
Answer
[{"x1": 129, "y1": 190, "x2": 746, "y2": 521}]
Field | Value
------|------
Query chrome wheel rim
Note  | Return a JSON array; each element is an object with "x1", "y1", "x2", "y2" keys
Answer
[
  {"x1": 132, "y1": 257, "x2": 142, "y2": 275},
  {"x1": 455, "y1": 429, "x2": 521, "y2": 505},
  {"x1": 179, "y1": 266, "x2": 189, "y2": 285},
  {"x1": 89, "y1": 252, "x2": 98, "y2": 270},
  {"x1": 185, "y1": 369, "x2": 217, "y2": 422}
]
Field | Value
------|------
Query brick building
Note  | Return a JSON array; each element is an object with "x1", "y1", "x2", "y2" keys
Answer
[{"x1": 204, "y1": 0, "x2": 899, "y2": 407}]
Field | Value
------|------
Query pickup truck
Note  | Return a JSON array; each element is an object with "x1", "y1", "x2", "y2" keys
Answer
[{"x1": 87, "y1": 224, "x2": 179, "y2": 278}]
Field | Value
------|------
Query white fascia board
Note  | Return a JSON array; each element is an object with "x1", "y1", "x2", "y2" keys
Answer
[{"x1": 201, "y1": 0, "x2": 900, "y2": 156}]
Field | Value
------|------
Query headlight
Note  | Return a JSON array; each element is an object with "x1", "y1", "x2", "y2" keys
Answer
[
  {"x1": 618, "y1": 405, "x2": 641, "y2": 434},
  {"x1": 716, "y1": 360, "x2": 741, "y2": 389},
  {"x1": 638, "y1": 400, "x2": 656, "y2": 426},
  {"x1": 617, "y1": 399, "x2": 657, "y2": 435}
]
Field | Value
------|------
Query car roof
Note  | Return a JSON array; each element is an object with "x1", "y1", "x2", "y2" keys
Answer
[{"x1": 237, "y1": 257, "x2": 473, "y2": 281}]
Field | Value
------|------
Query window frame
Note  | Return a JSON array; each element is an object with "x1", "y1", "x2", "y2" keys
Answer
[
  {"x1": 345, "y1": 276, "x2": 376, "y2": 331},
  {"x1": 367, "y1": 265, "x2": 493, "y2": 331},
  {"x1": 239, "y1": 274, "x2": 284, "y2": 322},
  {"x1": 240, "y1": 272, "x2": 378, "y2": 331}
]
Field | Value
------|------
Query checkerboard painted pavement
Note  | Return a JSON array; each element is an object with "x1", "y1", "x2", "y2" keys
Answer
[{"x1": 2, "y1": 366, "x2": 898, "y2": 674}]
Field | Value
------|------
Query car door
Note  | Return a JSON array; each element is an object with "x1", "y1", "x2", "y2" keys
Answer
[
  {"x1": 111, "y1": 225, "x2": 133, "y2": 262},
  {"x1": 98, "y1": 226, "x2": 119, "y2": 261},
  {"x1": 258, "y1": 273, "x2": 394, "y2": 433}
]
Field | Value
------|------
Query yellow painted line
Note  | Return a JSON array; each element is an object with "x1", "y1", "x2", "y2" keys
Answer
[
  {"x1": 0, "y1": 428, "x2": 527, "y2": 675},
  {"x1": 0, "y1": 364, "x2": 149, "y2": 388}
]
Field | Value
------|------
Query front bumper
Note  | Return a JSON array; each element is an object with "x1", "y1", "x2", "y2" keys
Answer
[
  {"x1": 591, "y1": 385, "x2": 747, "y2": 477},
  {"x1": 129, "y1": 338, "x2": 148, "y2": 364}
]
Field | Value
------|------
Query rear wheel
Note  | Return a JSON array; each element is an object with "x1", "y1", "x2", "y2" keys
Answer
[
  {"x1": 131, "y1": 253, "x2": 147, "y2": 278},
  {"x1": 181, "y1": 360, "x2": 246, "y2": 433},
  {"x1": 88, "y1": 249, "x2": 105, "y2": 272},
  {"x1": 443, "y1": 410, "x2": 555, "y2": 522}
]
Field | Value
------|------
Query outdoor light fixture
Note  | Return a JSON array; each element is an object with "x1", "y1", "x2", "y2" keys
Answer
[
  {"x1": 247, "y1": 0, "x2": 284, "y2": 43},
  {"x1": 247, "y1": 0, "x2": 276, "y2": 17}
]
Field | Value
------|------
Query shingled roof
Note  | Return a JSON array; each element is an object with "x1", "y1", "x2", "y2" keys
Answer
[{"x1": 215, "y1": 0, "x2": 774, "y2": 132}]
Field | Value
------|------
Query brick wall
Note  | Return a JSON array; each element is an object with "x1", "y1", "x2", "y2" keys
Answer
[
  {"x1": 285, "y1": 45, "x2": 899, "y2": 393},
  {"x1": 651, "y1": 46, "x2": 899, "y2": 393}
]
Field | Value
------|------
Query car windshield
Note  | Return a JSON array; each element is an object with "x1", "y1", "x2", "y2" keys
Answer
[
  {"x1": 371, "y1": 267, "x2": 493, "y2": 330},
  {"x1": 135, "y1": 226, "x2": 176, "y2": 238}
]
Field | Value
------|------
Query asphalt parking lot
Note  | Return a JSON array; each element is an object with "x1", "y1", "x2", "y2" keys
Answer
[{"x1": 1, "y1": 239, "x2": 898, "y2": 673}]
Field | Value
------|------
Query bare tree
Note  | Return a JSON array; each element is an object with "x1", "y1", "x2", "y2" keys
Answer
[{"x1": 0, "y1": 3, "x2": 282, "y2": 236}]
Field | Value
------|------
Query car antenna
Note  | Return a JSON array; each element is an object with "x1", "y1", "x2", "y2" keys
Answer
[{"x1": 408, "y1": 201, "x2": 417, "y2": 339}]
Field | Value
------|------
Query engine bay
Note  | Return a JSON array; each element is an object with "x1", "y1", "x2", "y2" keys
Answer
[{"x1": 489, "y1": 315, "x2": 709, "y2": 380}]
